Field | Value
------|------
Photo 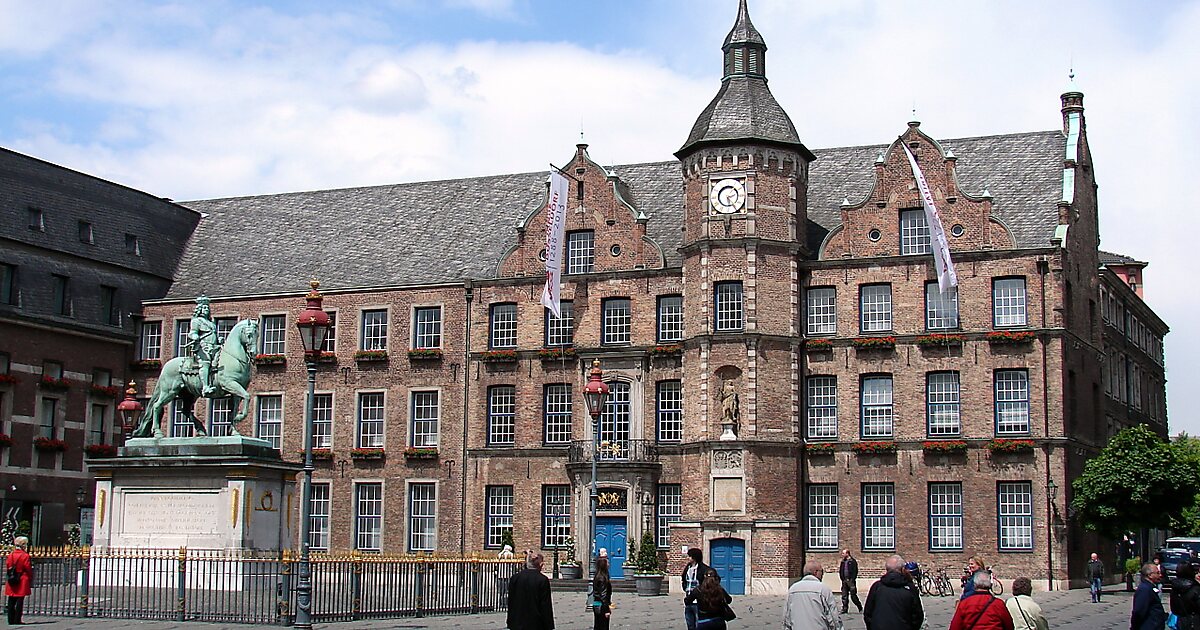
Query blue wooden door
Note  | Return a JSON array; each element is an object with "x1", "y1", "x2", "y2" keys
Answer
[
  {"x1": 595, "y1": 517, "x2": 628, "y2": 578},
  {"x1": 709, "y1": 538, "x2": 746, "y2": 595}
]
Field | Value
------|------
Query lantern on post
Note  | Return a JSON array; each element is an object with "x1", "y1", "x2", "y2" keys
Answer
[
  {"x1": 581, "y1": 359, "x2": 609, "y2": 582},
  {"x1": 117, "y1": 381, "x2": 143, "y2": 438}
]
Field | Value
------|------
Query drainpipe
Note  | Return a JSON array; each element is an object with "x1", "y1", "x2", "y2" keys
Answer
[
  {"x1": 460, "y1": 279, "x2": 474, "y2": 555},
  {"x1": 1038, "y1": 257, "x2": 1053, "y2": 590}
]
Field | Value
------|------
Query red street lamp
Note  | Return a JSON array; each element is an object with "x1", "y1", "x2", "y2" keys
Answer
[
  {"x1": 582, "y1": 359, "x2": 609, "y2": 420},
  {"x1": 117, "y1": 381, "x2": 143, "y2": 437},
  {"x1": 581, "y1": 359, "x2": 609, "y2": 584},
  {"x1": 295, "y1": 279, "x2": 332, "y2": 357}
]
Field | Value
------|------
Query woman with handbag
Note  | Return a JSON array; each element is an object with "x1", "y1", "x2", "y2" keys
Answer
[
  {"x1": 4, "y1": 536, "x2": 32, "y2": 625},
  {"x1": 593, "y1": 556, "x2": 612, "y2": 630},
  {"x1": 1005, "y1": 577, "x2": 1048, "y2": 630},
  {"x1": 694, "y1": 569, "x2": 735, "y2": 629}
]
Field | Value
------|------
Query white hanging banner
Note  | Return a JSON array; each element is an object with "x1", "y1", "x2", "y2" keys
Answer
[
  {"x1": 540, "y1": 170, "x2": 570, "y2": 317},
  {"x1": 903, "y1": 144, "x2": 958, "y2": 293}
]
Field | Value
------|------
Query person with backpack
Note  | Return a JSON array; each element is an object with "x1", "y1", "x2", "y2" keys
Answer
[
  {"x1": 949, "y1": 571, "x2": 1014, "y2": 630},
  {"x1": 1170, "y1": 563, "x2": 1200, "y2": 630},
  {"x1": 4, "y1": 536, "x2": 32, "y2": 625}
]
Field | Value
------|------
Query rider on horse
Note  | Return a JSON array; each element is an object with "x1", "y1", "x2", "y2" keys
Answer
[{"x1": 189, "y1": 296, "x2": 220, "y2": 396}]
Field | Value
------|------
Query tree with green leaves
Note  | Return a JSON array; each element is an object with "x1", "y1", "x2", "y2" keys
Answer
[{"x1": 1170, "y1": 433, "x2": 1200, "y2": 535}]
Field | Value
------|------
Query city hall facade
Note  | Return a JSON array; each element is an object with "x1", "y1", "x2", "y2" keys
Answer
[{"x1": 0, "y1": 1, "x2": 1168, "y2": 593}]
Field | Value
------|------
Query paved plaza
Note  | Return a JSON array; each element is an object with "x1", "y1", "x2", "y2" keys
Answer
[{"x1": 17, "y1": 585, "x2": 1143, "y2": 629}]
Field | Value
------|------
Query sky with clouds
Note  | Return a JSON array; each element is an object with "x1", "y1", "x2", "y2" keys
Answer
[{"x1": 2, "y1": 0, "x2": 1197, "y2": 432}]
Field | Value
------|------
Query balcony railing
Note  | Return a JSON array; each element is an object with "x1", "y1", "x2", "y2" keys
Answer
[{"x1": 567, "y1": 439, "x2": 659, "y2": 464}]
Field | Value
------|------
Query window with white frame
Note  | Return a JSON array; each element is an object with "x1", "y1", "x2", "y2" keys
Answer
[
  {"x1": 256, "y1": 395, "x2": 282, "y2": 450},
  {"x1": 656, "y1": 380, "x2": 683, "y2": 443},
  {"x1": 900, "y1": 208, "x2": 931, "y2": 255},
  {"x1": 862, "y1": 483, "x2": 895, "y2": 550},
  {"x1": 806, "y1": 376, "x2": 837, "y2": 440},
  {"x1": 545, "y1": 301, "x2": 574, "y2": 347},
  {"x1": 860, "y1": 376, "x2": 893, "y2": 439},
  {"x1": 175, "y1": 319, "x2": 191, "y2": 357},
  {"x1": 260, "y1": 314, "x2": 286, "y2": 355},
  {"x1": 807, "y1": 484, "x2": 838, "y2": 550},
  {"x1": 599, "y1": 381, "x2": 631, "y2": 458},
  {"x1": 140, "y1": 321, "x2": 162, "y2": 360},
  {"x1": 602, "y1": 298, "x2": 631, "y2": 345},
  {"x1": 355, "y1": 483, "x2": 383, "y2": 551},
  {"x1": 657, "y1": 295, "x2": 684, "y2": 343},
  {"x1": 998, "y1": 482, "x2": 1034, "y2": 550},
  {"x1": 714, "y1": 282, "x2": 744, "y2": 332},
  {"x1": 209, "y1": 397, "x2": 234, "y2": 437},
  {"x1": 543, "y1": 384, "x2": 573, "y2": 445},
  {"x1": 322, "y1": 311, "x2": 337, "y2": 353},
  {"x1": 40, "y1": 397, "x2": 57, "y2": 440},
  {"x1": 312, "y1": 393, "x2": 332, "y2": 449},
  {"x1": 490, "y1": 303, "x2": 517, "y2": 348},
  {"x1": 409, "y1": 482, "x2": 437, "y2": 552},
  {"x1": 925, "y1": 283, "x2": 959, "y2": 330},
  {"x1": 926, "y1": 372, "x2": 961, "y2": 436},
  {"x1": 657, "y1": 484, "x2": 682, "y2": 549},
  {"x1": 357, "y1": 392, "x2": 385, "y2": 448},
  {"x1": 541, "y1": 485, "x2": 571, "y2": 549},
  {"x1": 566, "y1": 230, "x2": 595, "y2": 275},
  {"x1": 488, "y1": 385, "x2": 515, "y2": 446},
  {"x1": 413, "y1": 306, "x2": 442, "y2": 349},
  {"x1": 860, "y1": 284, "x2": 892, "y2": 333},
  {"x1": 169, "y1": 403, "x2": 191, "y2": 438},
  {"x1": 361, "y1": 309, "x2": 388, "y2": 351},
  {"x1": 929, "y1": 482, "x2": 963, "y2": 550},
  {"x1": 806, "y1": 287, "x2": 837, "y2": 336},
  {"x1": 994, "y1": 370, "x2": 1030, "y2": 434},
  {"x1": 309, "y1": 483, "x2": 331, "y2": 551},
  {"x1": 214, "y1": 317, "x2": 237, "y2": 344},
  {"x1": 485, "y1": 485, "x2": 514, "y2": 548},
  {"x1": 411, "y1": 390, "x2": 440, "y2": 447},
  {"x1": 992, "y1": 278, "x2": 1028, "y2": 328}
]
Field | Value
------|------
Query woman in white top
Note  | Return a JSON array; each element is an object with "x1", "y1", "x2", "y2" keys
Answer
[{"x1": 1006, "y1": 577, "x2": 1049, "y2": 630}]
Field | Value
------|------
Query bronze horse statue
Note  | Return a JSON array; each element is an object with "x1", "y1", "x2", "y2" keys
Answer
[{"x1": 132, "y1": 319, "x2": 259, "y2": 438}]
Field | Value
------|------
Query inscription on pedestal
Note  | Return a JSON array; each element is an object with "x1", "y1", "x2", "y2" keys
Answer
[{"x1": 123, "y1": 492, "x2": 220, "y2": 535}]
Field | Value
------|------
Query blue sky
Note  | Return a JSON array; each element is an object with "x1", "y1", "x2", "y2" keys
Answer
[{"x1": 3, "y1": 0, "x2": 1198, "y2": 433}]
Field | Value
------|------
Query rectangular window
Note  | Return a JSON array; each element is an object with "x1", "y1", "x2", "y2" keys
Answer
[
  {"x1": 657, "y1": 295, "x2": 684, "y2": 343},
  {"x1": 101, "y1": 285, "x2": 119, "y2": 326},
  {"x1": 806, "y1": 287, "x2": 837, "y2": 336},
  {"x1": 998, "y1": 482, "x2": 1034, "y2": 550},
  {"x1": 926, "y1": 372, "x2": 961, "y2": 436},
  {"x1": 656, "y1": 380, "x2": 683, "y2": 443},
  {"x1": 602, "y1": 298, "x2": 632, "y2": 345},
  {"x1": 170, "y1": 403, "x2": 192, "y2": 438},
  {"x1": 52, "y1": 274, "x2": 70, "y2": 316},
  {"x1": 929, "y1": 482, "x2": 964, "y2": 550},
  {"x1": 214, "y1": 317, "x2": 237, "y2": 343},
  {"x1": 89, "y1": 403, "x2": 108, "y2": 446},
  {"x1": 860, "y1": 284, "x2": 892, "y2": 333},
  {"x1": 0, "y1": 263, "x2": 16, "y2": 304},
  {"x1": 40, "y1": 398, "x2": 57, "y2": 440},
  {"x1": 657, "y1": 484, "x2": 683, "y2": 549},
  {"x1": 993, "y1": 278, "x2": 1028, "y2": 328},
  {"x1": 309, "y1": 483, "x2": 331, "y2": 551},
  {"x1": 600, "y1": 381, "x2": 631, "y2": 458},
  {"x1": 714, "y1": 282, "x2": 744, "y2": 332},
  {"x1": 545, "y1": 301, "x2": 574, "y2": 347},
  {"x1": 543, "y1": 384, "x2": 573, "y2": 445},
  {"x1": 312, "y1": 393, "x2": 333, "y2": 449},
  {"x1": 43, "y1": 360, "x2": 63, "y2": 380},
  {"x1": 411, "y1": 390, "x2": 440, "y2": 447},
  {"x1": 485, "y1": 486, "x2": 514, "y2": 548},
  {"x1": 413, "y1": 306, "x2": 442, "y2": 349},
  {"x1": 260, "y1": 314, "x2": 286, "y2": 355},
  {"x1": 125, "y1": 233, "x2": 140, "y2": 256},
  {"x1": 356, "y1": 392, "x2": 385, "y2": 448},
  {"x1": 541, "y1": 485, "x2": 572, "y2": 549},
  {"x1": 995, "y1": 370, "x2": 1031, "y2": 434},
  {"x1": 860, "y1": 376, "x2": 894, "y2": 439},
  {"x1": 806, "y1": 376, "x2": 838, "y2": 441},
  {"x1": 862, "y1": 483, "x2": 895, "y2": 550},
  {"x1": 900, "y1": 208, "x2": 931, "y2": 255},
  {"x1": 140, "y1": 321, "x2": 162, "y2": 360},
  {"x1": 321, "y1": 311, "x2": 337, "y2": 353},
  {"x1": 487, "y1": 385, "x2": 515, "y2": 446},
  {"x1": 79, "y1": 221, "x2": 94, "y2": 244},
  {"x1": 255, "y1": 395, "x2": 283, "y2": 450},
  {"x1": 28, "y1": 208, "x2": 43, "y2": 231},
  {"x1": 409, "y1": 483, "x2": 437, "y2": 552},
  {"x1": 807, "y1": 484, "x2": 838, "y2": 550},
  {"x1": 209, "y1": 397, "x2": 234, "y2": 437},
  {"x1": 566, "y1": 230, "x2": 595, "y2": 275},
  {"x1": 175, "y1": 319, "x2": 191, "y2": 356},
  {"x1": 361, "y1": 309, "x2": 388, "y2": 351},
  {"x1": 490, "y1": 303, "x2": 517, "y2": 348},
  {"x1": 925, "y1": 283, "x2": 959, "y2": 330},
  {"x1": 355, "y1": 483, "x2": 383, "y2": 552}
]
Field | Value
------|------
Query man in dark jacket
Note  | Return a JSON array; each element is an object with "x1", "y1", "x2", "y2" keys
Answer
[
  {"x1": 864, "y1": 554, "x2": 923, "y2": 630},
  {"x1": 681, "y1": 547, "x2": 713, "y2": 630},
  {"x1": 1087, "y1": 552, "x2": 1105, "y2": 603},
  {"x1": 1131, "y1": 562, "x2": 1166, "y2": 630},
  {"x1": 507, "y1": 553, "x2": 554, "y2": 630},
  {"x1": 840, "y1": 549, "x2": 863, "y2": 614}
]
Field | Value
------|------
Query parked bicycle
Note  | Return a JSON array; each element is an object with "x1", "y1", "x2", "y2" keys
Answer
[
  {"x1": 921, "y1": 566, "x2": 956, "y2": 597},
  {"x1": 961, "y1": 564, "x2": 1004, "y2": 595}
]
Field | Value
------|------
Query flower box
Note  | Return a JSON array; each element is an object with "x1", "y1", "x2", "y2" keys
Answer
[
  {"x1": 355, "y1": 350, "x2": 390, "y2": 362},
  {"x1": 482, "y1": 350, "x2": 519, "y2": 363},
  {"x1": 805, "y1": 338, "x2": 834, "y2": 352},
  {"x1": 805, "y1": 442, "x2": 835, "y2": 455},
  {"x1": 254, "y1": 353, "x2": 287, "y2": 366},
  {"x1": 922, "y1": 440, "x2": 968, "y2": 454},
  {"x1": 350, "y1": 448, "x2": 386, "y2": 460},
  {"x1": 986, "y1": 438, "x2": 1036, "y2": 453},
  {"x1": 408, "y1": 348, "x2": 444, "y2": 361},
  {"x1": 89, "y1": 384, "x2": 121, "y2": 398},
  {"x1": 0, "y1": 433, "x2": 12, "y2": 447},
  {"x1": 39, "y1": 376, "x2": 72, "y2": 391},
  {"x1": 404, "y1": 447, "x2": 439, "y2": 460},
  {"x1": 0, "y1": 374, "x2": 19, "y2": 385},
  {"x1": 851, "y1": 337, "x2": 896, "y2": 350},
  {"x1": 296, "y1": 448, "x2": 334, "y2": 461},
  {"x1": 538, "y1": 347, "x2": 577, "y2": 361},
  {"x1": 647, "y1": 344, "x2": 682, "y2": 357},
  {"x1": 132, "y1": 359, "x2": 162, "y2": 371},
  {"x1": 84, "y1": 443, "x2": 118, "y2": 458},
  {"x1": 986, "y1": 331, "x2": 1036, "y2": 345},
  {"x1": 851, "y1": 441, "x2": 897, "y2": 455},
  {"x1": 315, "y1": 354, "x2": 338, "y2": 364},
  {"x1": 34, "y1": 437, "x2": 69, "y2": 453},
  {"x1": 915, "y1": 334, "x2": 965, "y2": 348}
]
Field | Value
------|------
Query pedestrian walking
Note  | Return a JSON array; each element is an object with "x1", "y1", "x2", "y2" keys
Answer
[
  {"x1": 840, "y1": 549, "x2": 863, "y2": 614},
  {"x1": 950, "y1": 571, "x2": 1013, "y2": 630},
  {"x1": 506, "y1": 552, "x2": 554, "y2": 630},
  {"x1": 863, "y1": 554, "x2": 924, "y2": 630},
  {"x1": 4, "y1": 536, "x2": 32, "y2": 626},
  {"x1": 961, "y1": 555, "x2": 987, "y2": 600},
  {"x1": 1087, "y1": 553, "x2": 1106, "y2": 603},
  {"x1": 784, "y1": 560, "x2": 842, "y2": 630},
  {"x1": 592, "y1": 556, "x2": 612, "y2": 630},
  {"x1": 1170, "y1": 563, "x2": 1200, "y2": 630},
  {"x1": 692, "y1": 569, "x2": 734, "y2": 630},
  {"x1": 1131, "y1": 562, "x2": 1167, "y2": 630},
  {"x1": 682, "y1": 547, "x2": 713, "y2": 630},
  {"x1": 1006, "y1": 577, "x2": 1048, "y2": 630}
]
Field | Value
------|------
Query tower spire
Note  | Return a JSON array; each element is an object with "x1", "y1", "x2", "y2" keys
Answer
[{"x1": 721, "y1": 0, "x2": 767, "y2": 79}]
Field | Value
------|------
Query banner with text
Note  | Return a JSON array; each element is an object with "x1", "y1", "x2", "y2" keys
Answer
[
  {"x1": 903, "y1": 145, "x2": 958, "y2": 293},
  {"x1": 541, "y1": 170, "x2": 570, "y2": 317}
]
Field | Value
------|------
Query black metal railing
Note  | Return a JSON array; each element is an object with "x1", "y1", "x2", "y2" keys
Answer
[{"x1": 567, "y1": 439, "x2": 659, "y2": 464}]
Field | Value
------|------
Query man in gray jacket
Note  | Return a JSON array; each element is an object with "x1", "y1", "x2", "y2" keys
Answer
[{"x1": 784, "y1": 560, "x2": 843, "y2": 630}]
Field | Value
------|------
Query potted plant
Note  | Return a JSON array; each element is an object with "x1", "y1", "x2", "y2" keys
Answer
[
  {"x1": 805, "y1": 338, "x2": 834, "y2": 352},
  {"x1": 403, "y1": 447, "x2": 439, "y2": 460},
  {"x1": 0, "y1": 373, "x2": 19, "y2": 385},
  {"x1": 631, "y1": 531, "x2": 665, "y2": 596},
  {"x1": 559, "y1": 536, "x2": 582, "y2": 579},
  {"x1": 33, "y1": 437, "x2": 69, "y2": 452},
  {"x1": 986, "y1": 331, "x2": 1036, "y2": 345},
  {"x1": 538, "y1": 346, "x2": 577, "y2": 361},
  {"x1": 132, "y1": 358, "x2": 162, "y2": 371},
  {"x1": 647, "y1": 344, "x2": 683, "y2": 357},
  {"x1": 253, "y1": 353, "x2": 287, "y2": 366},
  {"x1": 922, "y1": 440, "x2": 968, "y2": 455},
  {"x1": 915, "y1": 334, "x2": 965, "y2": 348},
  {"x1": 483, "y1": 350, "x2": 519, "y2": 363},
  {"x1": 89, "y1": 384, "x2": 121, "y2": 398},
  {"x1": 350, "y1": 447, "x2": 386, "y2": 460},
  {"x1": 39, "y1": 376, "x2": 72, "y2": 391},
  {"x1": 805, "y1": 442, "x2": 835, "y2": 455},
  {"x1": 851, "y1": 336, "x2": 896, "y2": 351},
  {"x1": 408, "y1": 348, "x2": 443, "y2": 361},
  {"x1": 354, "y1": 349, "x2": 389, "y2": 362},
  {"x1": 84, "y1": 443, "x2": 118, "y2": 457},
  {"x1": 986, "y1": 438, "x2": 1036, "y2": 454},
  {"x1": 851, "y1": 441, "x2": 897, "y2": 455}
]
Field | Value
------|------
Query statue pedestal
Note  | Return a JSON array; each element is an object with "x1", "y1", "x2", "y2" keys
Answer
[{"x1": 87, "y1": 436, "x2": 301, "y2": 552}]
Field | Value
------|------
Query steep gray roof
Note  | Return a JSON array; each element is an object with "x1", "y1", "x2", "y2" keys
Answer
[
  {"x1": 170, "y1": 131, "x2": 1065, "y2": 299},
  {"x1": 677, "y1": 77, "x2": 806, "y2": 157},
  {"x1": 723, "y1": 0, "x2": 765, "y2": 48},
  {"x1": 1099, "y1": 250, "x2": 1146, "y2": 266}
]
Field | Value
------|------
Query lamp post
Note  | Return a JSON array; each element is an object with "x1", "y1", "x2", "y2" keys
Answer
[
  {"x1": 116, "y1": 381, "x2": 143, "y2": 441},
  {"x1": 581, "y1": 359, "x2": 609, "y2": 582},
  {"x1": 293, "y1": 280, "x2": 331, "y2": 630}
]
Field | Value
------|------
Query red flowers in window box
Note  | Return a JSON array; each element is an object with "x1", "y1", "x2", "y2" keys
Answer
[
  {"x1": 805, "y1": 338, "x2": 834, "y2": 352},
  {"x1": 851, "y1": 441, "x2": 897, "y2": 455},
  {"x1": 647, "y1": 344, "x2": 682, "y2": 357},
  {"x1": 0, "y1": 433, "x2": 12, "y2": 447},
  {"x1": 34, "y1": 437, "x2": 69, "y2": 452},
  {"x1": 408, "y1": 348, "x2": 443, "y2": 361},
  {"x1": 355, "y1": 350, "x2": 389, "y2": 362},
  {"x1": 404, "y1": 447, "x2": 439, "y2": 460},
  {"x1": 254, "y1": 353, "x2": 287, "y2": 366},
  {"x1": 132, "y1": 359, "x2": 162, "y2": 371},
  {"x1": 538, "y1": 347, "x2": 578, "y2": 360},
  {"x1": 315, "y1": 354, "x2": 338, "y2": 364},
  {"x1": 350, "y1": 448, "x2": 385, "y2": 460},
  {"x1": 482, "y1": 350, "x2": 519, "y2": 363},
  {"x1": 986, "y1": 438, "x2": 1036, "y2": 453},
  {"x1": 85, "y1": 443, "x2": 118, "y2": 458},
  {"x1": 39, "y1": 376, "x2": 72, "y2": 391},
  {"x1": 89, "y1": 384, "x2": 121, "y2": 398},
  {"x1": 296, "y1": 448, "x2": 333, "y2": 461},
  {"x1": 0, "y1": 374, "x2": 19, "y2": 385},
  {"x1": 915, "y1": 334, "x2": 965, "y2": 348},
  {"x1": 805, "y1": 442, "x2": 835, "y2": 455},
  {"x1": 986, "y1": 331, "x2": 1036, "y2": 345},
  {"x1": 850, "y1": 337, "x2": 896, "y2": 350},
  {"x1": 922, "y1": 440, "x2": 968, "y2": 454}
]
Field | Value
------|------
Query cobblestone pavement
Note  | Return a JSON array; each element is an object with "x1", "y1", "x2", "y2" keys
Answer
[{"x1": 17, "y1": 586, "x2": 1142, "y2": 629}]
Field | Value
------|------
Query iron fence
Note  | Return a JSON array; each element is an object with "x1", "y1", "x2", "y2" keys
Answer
[
  {"x1": 567, "y1": 439, "x2": 659, "y2": 463},
  {"x1": 0, "y1": 546, "x2": 521, "y2": 625}
]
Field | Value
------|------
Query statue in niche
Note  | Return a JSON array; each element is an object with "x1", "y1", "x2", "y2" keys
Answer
[{"x1": 719, "y1": 379, "x2": 739, "y2": 440}]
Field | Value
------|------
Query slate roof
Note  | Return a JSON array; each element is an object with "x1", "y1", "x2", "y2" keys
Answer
[
  {"x1": 170, "y1": 130, "x2": 1066, "y2": 299},
  {"x1": 677, "y1": 77, "x2": 806, "y2": 157},
  {"x1": 722, "y1": 0, "x2": 765, "y2": 48},
  {"x1": 1099, "y1": 250, "x2": 1146, "y2": 266}
]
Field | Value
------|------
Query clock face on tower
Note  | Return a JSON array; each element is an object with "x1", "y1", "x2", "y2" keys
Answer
[{"x1": 709, "y1": 177, "x2": 746, "y2": 215}]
